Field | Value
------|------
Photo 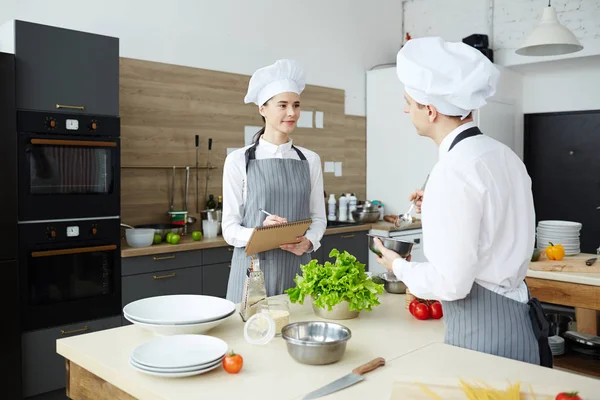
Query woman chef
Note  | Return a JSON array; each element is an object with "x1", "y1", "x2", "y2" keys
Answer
[
  {"x1": 222, "y1": 59, "x2": 327, "y2": 303},
  {"x1": 374, "y1": 37, "x2": 552, "y2": 367}
]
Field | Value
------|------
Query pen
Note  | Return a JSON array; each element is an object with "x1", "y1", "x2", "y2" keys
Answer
[{"x1": 259, "y1": 208, "x2": 272, "y2": 217}]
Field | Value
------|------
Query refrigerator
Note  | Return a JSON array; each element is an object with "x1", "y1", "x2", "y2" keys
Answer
[{"x1": 0, "y1": 51, "x2": 21, "y2": 399}]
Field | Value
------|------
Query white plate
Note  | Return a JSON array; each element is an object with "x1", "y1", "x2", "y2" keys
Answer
[
  {"x1": 129, "y1": 355, "x2": 223, "y2": 373},
  {"x1": 129, "y1": 358, "x2": 222, "y2": 378},
  {"x1": 124, "y1": 312, "x2": 233, "y2": 336},
  {"x1": 124, "y1": 309, "x2": 235, "y2": 326},
  {"x1": 132, "y1": 334, "x2": 228, "y2": 369},
  {"x1": 123, "y1": 295, "x2": 236, "y2": 325}
]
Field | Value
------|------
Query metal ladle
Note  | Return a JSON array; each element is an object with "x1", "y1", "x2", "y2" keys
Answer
[{"x1": 396, "y1": 174, "x2": 430, "y2": 228}]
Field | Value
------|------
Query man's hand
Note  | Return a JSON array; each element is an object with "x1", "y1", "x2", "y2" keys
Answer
[
  {"x1": 281, "y1": 236, "x2": 312, "y2": 256},
  {"x1": 409, "y1": 189, "x2": 425, "y2": 214},
  {"x1": 263, "y1": 215, "x2": 287, "y2": 226},
  {"x1": 373, "y1": 237, "x2": 411, "y2": 271}
]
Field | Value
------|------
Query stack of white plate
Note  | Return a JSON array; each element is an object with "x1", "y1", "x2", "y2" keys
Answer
[
  {"x1": 123, "y1": 295, "x2": 236, "y2": 335},
  {"x1": 549, "y1": 335, "x2": 565, "y2": 356},
  {"x1": 536, "y1": 220, "x2": 582, "y2": 255},
  {"x1": 130, "y1": 334, "x2": 228, "y2": 378}
]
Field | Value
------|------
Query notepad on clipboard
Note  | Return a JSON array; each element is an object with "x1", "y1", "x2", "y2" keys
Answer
[{"x1": 244, "y1": 219, "x2": 312, "y2": 256}]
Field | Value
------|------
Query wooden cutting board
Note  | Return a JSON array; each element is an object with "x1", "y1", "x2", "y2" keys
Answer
[
  {"x1": 390, "y1": 379, "x2": 557, "y2": 399},
  {"x1": 529, "y1": 253, "x2": 600, "y2": 273}
]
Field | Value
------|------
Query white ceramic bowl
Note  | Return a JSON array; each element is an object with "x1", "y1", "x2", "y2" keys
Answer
[
  {"x1": 125, "y1": 228, "x2": 155, "y2": 248},
  {"x1": 124, "y1": 312, "x2": 234, "y2": 336}
]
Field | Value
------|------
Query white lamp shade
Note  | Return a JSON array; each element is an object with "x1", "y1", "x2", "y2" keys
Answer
[{"x1": 516, "y1": 6, "x2": 583, "y2": 56}]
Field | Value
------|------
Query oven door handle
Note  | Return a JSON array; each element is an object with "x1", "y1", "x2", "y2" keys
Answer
[
  {"x1": 31, "y1": 245, "x2": 117, "y2": 258},
  {"x1": 30, "y1": 138, "x2": 117, "y2": 148}
]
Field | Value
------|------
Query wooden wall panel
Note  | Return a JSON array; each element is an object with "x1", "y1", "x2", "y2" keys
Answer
[{"x1": 119, "y1": 57, "x2": 365, "y2": 227}]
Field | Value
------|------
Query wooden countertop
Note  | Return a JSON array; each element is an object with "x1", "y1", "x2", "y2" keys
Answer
[
  {"x1": 527, "y1": 253, "x2": 600, "y2": 287},
  {"x1": 56, "y1": 293, "x2": 600, "y2": 400},
  {"x1": 121, "y1": 223, "x2": 375, "y2": 258}
]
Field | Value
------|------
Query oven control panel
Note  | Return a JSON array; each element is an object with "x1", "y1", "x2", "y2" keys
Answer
[
  {"x1": 22, "y1": 219, "x2": 119, "y2": 245},
  {"x1": 66, "y1": 226, "x2": 79, "y2": 237}
]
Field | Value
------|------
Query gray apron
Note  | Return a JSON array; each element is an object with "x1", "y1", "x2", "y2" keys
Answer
[
  {"x1": 440, "y1": 127, "x2": 551, "y2": 366},
  {"x1": 225, "y1": 141, "x2": 311, "y2": 303}
]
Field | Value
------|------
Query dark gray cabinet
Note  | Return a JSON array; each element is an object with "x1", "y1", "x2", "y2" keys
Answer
[
  {"x1": 14, "y1": 20, "x2": 119, "y2": 116},
  {"x1": 320, "y1": 231, "x2": 369, "y2": 265},
  {"x1": 202, "y1": 263, "x2": 231, "y2": 298},
  {"x1": 22, "y1": 316, "x2": 121, "y2": 398}
]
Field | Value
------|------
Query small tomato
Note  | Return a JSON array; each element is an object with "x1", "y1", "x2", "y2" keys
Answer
[
  {"x1": 413, "y1": 303, "x2": 430, "y2": 320},
  {"x1": 555, "y1": 392, "x2": 582, "y2": 400},
  {"x1": 409, "y1": 299, "x2": 420, "y2": 316},
  {"x1": 222, "y1": 350, "x2": 243, "y2": 374},
  {"x1": 429, "y1": 301, "x2": 443, "y2": 319}
]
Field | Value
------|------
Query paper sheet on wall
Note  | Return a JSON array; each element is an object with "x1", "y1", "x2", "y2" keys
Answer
[
  {"x1": 244, "y1": 126, "x2": 263, "y2": 146},
  {"x1": 334, "y1": 162, "x2": 342, "y2": 177},
  {"x1": 324, "y1": 161, "x2": 335, "y2": 173},
  {"x1": 297, "y1": 111, "x2": 313, "y2": 128},
  {"x1": 315, "y1": 112, "x2": 324, "y2": 128}
]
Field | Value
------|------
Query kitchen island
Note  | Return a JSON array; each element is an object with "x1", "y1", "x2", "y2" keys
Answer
[{"x1": 57, "y1": 292, "x2": 600, "y2": 399}]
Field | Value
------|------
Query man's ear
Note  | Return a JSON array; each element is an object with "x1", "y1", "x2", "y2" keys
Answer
[{"x1": 426, "y1": 104, "x2": 438, "y2": 122}]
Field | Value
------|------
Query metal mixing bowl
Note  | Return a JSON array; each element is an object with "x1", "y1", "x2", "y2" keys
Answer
[
  {"x1": 281, "y1": 321, "x2": 352, "y2": 365},
  {"x1": 351, "y1": 210, "x2": 380, "y2": 223},
  {"x1": 367, "y1": 234, "x2": 413, "y2": 258},
  {"x1": 379, "y1": 272, "x2": 407, "y2": 294}
]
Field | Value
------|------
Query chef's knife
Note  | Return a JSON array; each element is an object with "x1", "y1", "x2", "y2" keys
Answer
[
  {"x1": 303, "y1": 357, "x2": 385, "y2": 400},
  {"x1": 586, "y1": 257, "x2": 597, "y2": 266}
]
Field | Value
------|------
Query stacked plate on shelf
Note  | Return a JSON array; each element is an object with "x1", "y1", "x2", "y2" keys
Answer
[
  {"x1": 548, "y1": 335, "x2": 565, "y2": 356},
  {"x1": 123, "y1": 295, "x2": 236, "y2": 336},
  {"x1": 130, "y1": 334, "x2": 228, "y2": 378},
  {"x1": 536, "y1": 220, "x2": 582, "y2": 255}
]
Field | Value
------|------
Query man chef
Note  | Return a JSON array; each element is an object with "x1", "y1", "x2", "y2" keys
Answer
[{"x1": 374, "y1": 37, "x2": 552, "y2": 367}]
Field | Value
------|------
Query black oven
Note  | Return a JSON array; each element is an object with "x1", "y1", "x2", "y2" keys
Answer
[
  {"x1": 17, "y1": 110, "x2": 120, "y2": 222},
  {"x1": 19, "y1": 217, "x2": 121, "y2": 332}
]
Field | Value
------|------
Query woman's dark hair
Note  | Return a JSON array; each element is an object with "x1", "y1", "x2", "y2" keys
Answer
[{"x1": 252, "y1": 116, "x2": 266, "y2": 144}]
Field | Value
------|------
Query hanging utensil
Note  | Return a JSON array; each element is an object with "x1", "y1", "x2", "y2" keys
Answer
[
  {"x1": 184, "y1": 166, "x2": 190, "y2": 235},
  {"x1": 169, "y1": 166, "x2": 175, "y2": 211},
  {"x1": 396, "y1": 174, "x2": 430, "y2": 228},
  {"x1": 195, "y1": 134, "x2": 199, "y2": 214},
  {"x1": 204, "y1": 138, "x2": 212, "y2": 204}
]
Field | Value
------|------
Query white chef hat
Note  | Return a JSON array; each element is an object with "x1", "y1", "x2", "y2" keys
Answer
[
  {"x1": 244, "y1": 59, "x2": 306, "y2": 106},
  {"x1": 396, "y1": 37, "x2": 500, "y2": 119}
]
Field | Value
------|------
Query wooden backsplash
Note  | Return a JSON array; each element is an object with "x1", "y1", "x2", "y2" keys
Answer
[{"x1": 119, "y1": 57, "x2": 366, "y2": 227}]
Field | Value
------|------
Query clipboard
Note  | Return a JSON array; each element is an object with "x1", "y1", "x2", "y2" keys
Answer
[{"x1": 245, "y1": 218, "x2": 312, "y2": 256}]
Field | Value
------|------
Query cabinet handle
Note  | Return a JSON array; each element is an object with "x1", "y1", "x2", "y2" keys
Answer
[
  {"x1": 228, "y1": 264, "x2": 231, "y2": 268},
  {"x1": 56, "y1": 104, "x2": 85, "y2": 111},
  {"x1": 341, "y1": 234, "x2": 355, "y2": 239},
  {"x1": 228, "y1": 247, "x2": 234, "y2": 252},
  {"x1": 60, "y1": 326, "x2": 89, "y2": 335},
  {"x1": 153, "y1": 273, "x2": 176, "y2": 280},
  {"x1": 153, "y1": 255, "x2": 175, "y2": 261}
]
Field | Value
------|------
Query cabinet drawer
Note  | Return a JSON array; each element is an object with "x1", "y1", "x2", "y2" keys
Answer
[
  {"x1": 22, "y1": 316, "x2": 121, "y2": 398},
  {"x1": 203, "y1": 246, "x2": 234, "y2": 265},
  {"x1": 122, "y1": 265, "x2": 203, "y2": 311},
  {"x1": 202, "y1": 263, "x2": 231, "y2": 298},
  {"x1": 122, "y1": 250, "x2": 202, "y2": 276}
]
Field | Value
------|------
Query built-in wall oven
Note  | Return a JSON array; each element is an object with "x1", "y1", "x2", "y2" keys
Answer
[
  {"x1": 19, "y1": 217, "x2": 121, "y2": 331},
  {"x1": 17, "y1": 110, "x2": 120, "y2": 222}
]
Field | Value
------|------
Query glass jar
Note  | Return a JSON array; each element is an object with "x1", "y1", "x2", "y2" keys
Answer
[{"x1": 258, "y1": 298, "x2": 291, "y2": 336}]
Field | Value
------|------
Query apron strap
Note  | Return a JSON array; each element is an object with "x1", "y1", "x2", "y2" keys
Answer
[
  {"x1": 448, "y1": 126, "x2": 483, "y2": 152},
  {"x1": 245, "y1": 142, "x2": 307, "y2": 172}
]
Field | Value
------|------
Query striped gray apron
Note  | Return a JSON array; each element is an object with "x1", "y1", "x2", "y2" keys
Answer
[
  {"x1": 225, "y1": 141, "x2": 311, "y2": 303},
  {"x1": 440, "y1": 127, "x2": 550, "y2": 366}
]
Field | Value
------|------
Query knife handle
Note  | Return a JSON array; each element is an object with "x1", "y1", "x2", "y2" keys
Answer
[
  {"x1": 586, "y1": 258, "x2": 597, "y2": 266},
  {"x1": 352, "y1": 357, "x2": 385, "y2": 375}
]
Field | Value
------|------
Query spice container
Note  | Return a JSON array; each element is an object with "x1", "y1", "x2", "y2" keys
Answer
[
  {"x1": 258, "y1": 298, "x2": 291, "y2": 336},
  {"x1": 244, "y1": 312, "x2": 276, "y2": 345}
]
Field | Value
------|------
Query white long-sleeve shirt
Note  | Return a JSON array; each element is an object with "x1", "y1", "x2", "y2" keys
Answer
[
  {"x1": 392, "y1": 122, "x2": 536, "y2": 303},
  {"x1": 221, "y1": 137, "x2": 327, "y2": 251}
]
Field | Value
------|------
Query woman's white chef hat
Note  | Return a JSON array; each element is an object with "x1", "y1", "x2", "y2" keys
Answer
[
  {"x1": 396, "y1": 37, "x2": 500, "y2": 119},
  {"x1": 244, "y1": 59, "x2": 306, "y2": 106}
]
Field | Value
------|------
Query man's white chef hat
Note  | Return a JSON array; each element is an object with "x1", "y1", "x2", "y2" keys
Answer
[
  {"x1": 396, "y1": 37, "x2": 500, "y2": 119},
  {"x1": 244, "y1": 59, "x2": 306, "y2": 106}
]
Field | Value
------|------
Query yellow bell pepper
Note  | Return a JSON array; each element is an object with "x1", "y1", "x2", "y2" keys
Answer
[{"x1": 545, "y1": 242, "x2": 565, "y2": 261}]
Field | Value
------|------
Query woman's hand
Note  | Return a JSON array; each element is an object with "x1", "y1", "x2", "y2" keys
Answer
[
  {"x1": 263, "y1": 215, "x2": 287, "y2": 226},
  {"x1": 280, "y1": 236, "x2": 313, "y2": 256}
]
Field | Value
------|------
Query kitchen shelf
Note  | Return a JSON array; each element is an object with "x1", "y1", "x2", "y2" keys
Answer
[{"x1": 121, "y1": 165, "x2": 218, "y2": 170}]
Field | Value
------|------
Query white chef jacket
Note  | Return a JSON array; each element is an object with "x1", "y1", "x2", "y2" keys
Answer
[
  {"x1": 392, "y1": 121, "x2": 535, "y2": 303},
  {"x1": 222, "y1": 137, "x2": 327, "y2": 251}
]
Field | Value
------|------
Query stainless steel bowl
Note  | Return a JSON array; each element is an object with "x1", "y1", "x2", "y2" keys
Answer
[
  {"x1": 312, "y1": 301, "x2": 359, "y2": 320},
  {"x1": 379, "y1": 272, "x2": 407, "y2": 294},
  {"x1": 281, "y1": 321, "x2": 352, "y2": 365},
  {"x1": 367, "y1": 234, "x2": 414, "y2": 258},
  {"x1": 351, "y1": 210, "x2": 380, "y2": 223}
]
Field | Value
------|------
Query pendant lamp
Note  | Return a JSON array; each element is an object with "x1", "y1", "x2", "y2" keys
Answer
[{"x1": 515, "y1": 0, "x2": 583, "y2": 56}]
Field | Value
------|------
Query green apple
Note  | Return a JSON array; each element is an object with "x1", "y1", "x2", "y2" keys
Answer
[{"x1": 192, "y1": 231, "x2": 203, "y2": 241}]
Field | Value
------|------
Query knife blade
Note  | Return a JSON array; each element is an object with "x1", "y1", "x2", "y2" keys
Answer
[
  {"x1": 586, "y1": 257, "x2": 597, "y2": 266},
  {"x1": 303, "y1": 357, "x2": 385, "y2": 400}
]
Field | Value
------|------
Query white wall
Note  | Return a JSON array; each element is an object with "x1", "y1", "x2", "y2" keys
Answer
[{"x1": 0, "y1": 0, "x2": 405, "y2": 117}]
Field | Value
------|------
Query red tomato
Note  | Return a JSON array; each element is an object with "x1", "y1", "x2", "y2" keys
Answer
[
  {"x1": 222, "y1": 351, "x2": 243, "y2": 374},
  {"x1": 429, "y1": 301, "x2": 443, "y2": 319},
  {"x1": 409, "y1": 299, "x2": 420, "y2": 316},
  {"x1": 555, "y1": 392, "x2": 582, "y2": 400},
  {"x1": 413, "y1": 303, "x2": 430, "y2": 320}
]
